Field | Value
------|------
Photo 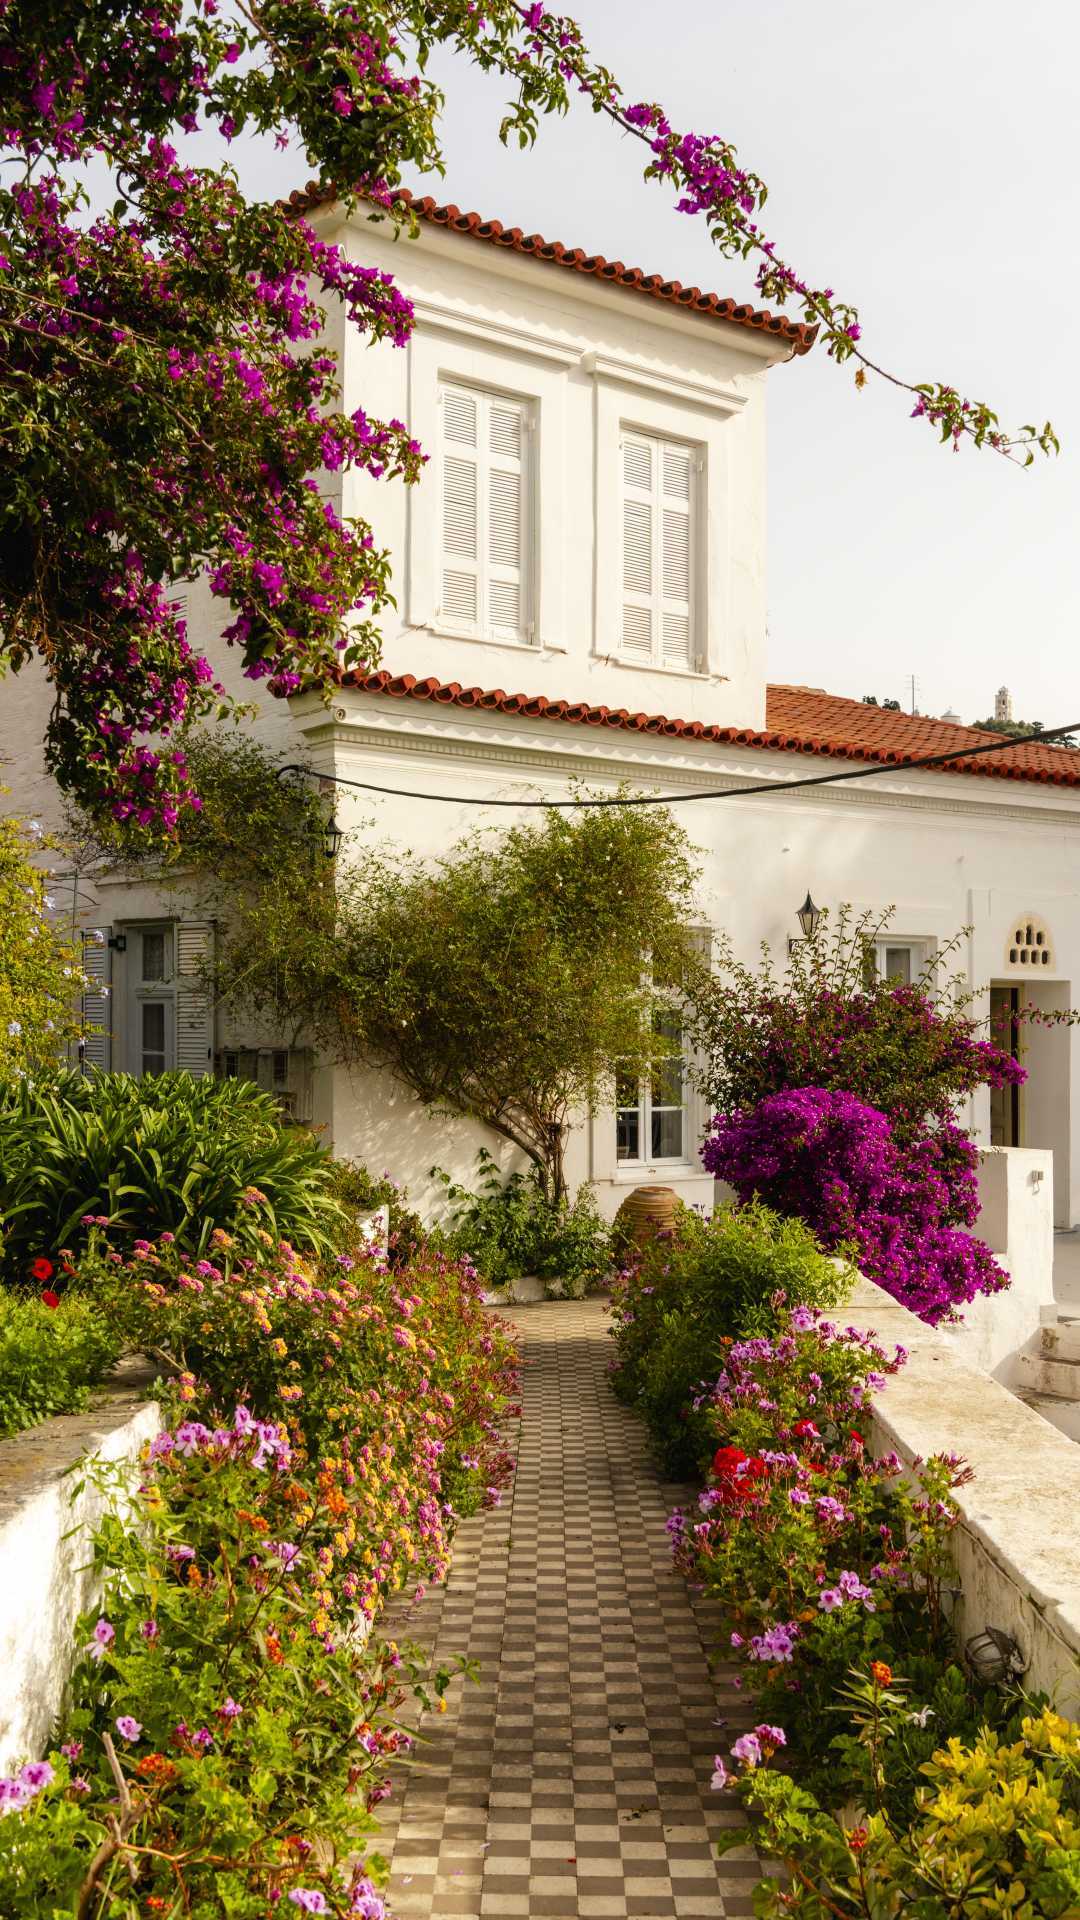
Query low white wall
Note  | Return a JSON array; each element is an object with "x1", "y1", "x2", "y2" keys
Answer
[
  {"x1": 939, "y1": 1146, "x2": 1056, "y2": 1383},
  {"x1": 847, "y1": 1277, "x2": 1080, "y2": 1714},
  {"x1": 0, "y1": 1369, "x2": 160, "y2": 1771}
]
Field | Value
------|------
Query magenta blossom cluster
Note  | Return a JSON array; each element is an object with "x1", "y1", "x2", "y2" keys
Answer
[{"x1": 703, "y1": 1087, "x2": 1009, "y2": 1324}]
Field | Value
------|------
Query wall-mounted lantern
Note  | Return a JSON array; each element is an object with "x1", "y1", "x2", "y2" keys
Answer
[
  {"x1": 795, "y1": 892, "x2": 823, "y2": 940},
  {"x1": 964, "y1": 1627, "x2": 1026, "y2": 1685}
]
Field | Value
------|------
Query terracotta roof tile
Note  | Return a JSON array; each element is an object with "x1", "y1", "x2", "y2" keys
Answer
[
  {"x1": 284, "y1": 184, "x2": 817, "y2": 356},
  {"x1": 333, "y1": 670, "x2": 1080, "y2": 791}
]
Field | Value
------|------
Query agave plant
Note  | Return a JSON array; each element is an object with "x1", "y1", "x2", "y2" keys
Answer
[{"x1": 0, "y1": 1072, "x2": 346, "y2": 1279}]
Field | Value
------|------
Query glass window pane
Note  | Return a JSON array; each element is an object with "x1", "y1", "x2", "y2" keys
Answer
[
  {"x1": 616, "y1": 1108, "x2": 640, "y2": 1161},
  {"x1": 142, "y1": 931, "x2": 166, "y2": 982},
  {"x1": 883, "y1": 946, "x2": 912, "y2": 985},
  {"x1": 141, "y1": 1001, "x2": 167, "y2": 1075},
  {"x1": 651, "y1": 1107, "x2": 684, "y2": 1160},
  {"x1": 651, "y1": 1051, "x2": 684, "y2": 1108}
]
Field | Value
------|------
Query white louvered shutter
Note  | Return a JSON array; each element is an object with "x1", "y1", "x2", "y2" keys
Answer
[
  {"x1": 620, "y1": 432, "x2": 697, "y2": 668},
  {"x1": 81, "y1": 927, "x2": 113, "y2": 1072},
  {"x1": 487, "y1": 398, "x2": 524, "y2": 638},
  {"x1": 621, "y1": 436, "x2": 654, "y2": 659},
  {"x1": 660, "y1": 443, "x2": 693, "y2": 667},
  {"x1": 438, "y1": 384, "x2": 529, "y2": 642},
  {"x1": 175, "y1": 922, "x2": 214, "y2": 1078},
  {"x1": 440, "y1": 386, "x2": 480, "y2": 625}
]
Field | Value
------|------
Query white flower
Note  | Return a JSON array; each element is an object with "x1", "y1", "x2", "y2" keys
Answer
[
  {"x1": 6, "y1": 1021, "x2": 21, "y2": 1038},
  {"x1": 908, "y1": 1706, "x2": 935, "y2": 1728}
]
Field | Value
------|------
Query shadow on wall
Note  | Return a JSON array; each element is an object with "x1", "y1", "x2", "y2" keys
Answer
[{"x1": 328, "y1": 1061, "x2": 531, "y2": 1222}]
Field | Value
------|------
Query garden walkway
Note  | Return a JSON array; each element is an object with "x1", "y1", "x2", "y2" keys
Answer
[{"x1": 376, "y1": 1299, "x2": 763, "y2": 1919}]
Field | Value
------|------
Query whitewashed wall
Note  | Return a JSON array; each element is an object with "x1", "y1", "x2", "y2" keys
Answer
[{"x1": 0, "y1": 1375, "x2": 160, "y2": 1771}]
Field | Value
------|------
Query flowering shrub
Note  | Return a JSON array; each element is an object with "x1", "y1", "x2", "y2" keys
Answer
[
  {"x1": 82, "y1": 1227, "x2": 518, "y2": 1626},
  {"x1": 0, "y1": 1072, "x2": 345, "y2": 1277},
  {"x1": 685, "y1": 913, "x2": 1026, "y2": 1144},
  {"x1": 0, "y1": 1406, "x2": 442, "y2": 1917},
  {"x1": 0, "y1": 1284, "x2": 122, "y2": 1437},
  {"x1": 667, "y1": 1304, "x2": 1004, "y2": 1817},
  {"x1": 434, "y1": 1151, "x2": 612, "y2": 1297},
  {"x1": 609, "y1": 1200, "x2": 852, "y2": 1473},
  {"x1": 702, "y1": 1088, "x2": 1008, "y2": 1322},
  {"x1": 0, "y1": 1218, "x2": 518, "y2": 1911}
]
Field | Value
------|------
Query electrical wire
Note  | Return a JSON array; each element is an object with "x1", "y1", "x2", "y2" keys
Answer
[{"x1": 276, "y1": 717, "x2": 1080, "y2": 810}]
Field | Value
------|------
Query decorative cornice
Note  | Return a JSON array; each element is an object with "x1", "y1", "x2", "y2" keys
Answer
[
  {"x1": 409, "y1": 298, "x2": 581, "y2": 367},
  {"x1": 295, "y1": 708, "x2": 1080, "y2": 831}
]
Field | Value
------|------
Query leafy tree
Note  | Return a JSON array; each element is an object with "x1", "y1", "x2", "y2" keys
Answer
[
  {"x1": 972, "y1": 716, "x2": 1076, "y2": 747},
  {"x1": 216, "y1": 800, "x2": 703, "y2": 1204},
  {"x1": 0, "y1": 808, "x2": 85, "y2": 1077},
  {"x1": 0, "y1": 3, "x2": 1056, "y2": 836}
]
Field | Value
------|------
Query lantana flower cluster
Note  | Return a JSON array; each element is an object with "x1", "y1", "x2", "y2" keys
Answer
[{"x1": 0, "y1": 1222, "x2": 519, "y2": 1915}]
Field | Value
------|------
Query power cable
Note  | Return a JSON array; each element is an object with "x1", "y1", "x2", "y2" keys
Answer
[{"x1": 276, "y1": 717, "x2": 1080, "y2": 810}]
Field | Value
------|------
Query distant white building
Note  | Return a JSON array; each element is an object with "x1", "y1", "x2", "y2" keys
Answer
[
  {"x1": 4, "y1": 189, "x2": 1080, "y2": 1225},
  {"x1": 996, "y1": 685, "x2": 1015, "y2": 724}
]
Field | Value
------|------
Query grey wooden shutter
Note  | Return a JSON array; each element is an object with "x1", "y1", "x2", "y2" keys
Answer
[
  {"x1": 80, "y1": 927, "x2": 113, "y2": 1072},
  {"x1": 175, "y1": 922, "x2": 214, "y2": 1078}
]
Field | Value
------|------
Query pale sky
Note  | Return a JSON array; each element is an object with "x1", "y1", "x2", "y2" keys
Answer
[{"x1": 161, "y1": 0, "x2": 1080, "y2": 727}]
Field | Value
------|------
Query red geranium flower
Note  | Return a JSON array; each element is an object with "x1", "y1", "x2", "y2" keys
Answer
[
  {"x1": 30, "y1": 1256, "x2": 54, "y2": 1282},
  {"x1": 40, "y1": 1290, "x2": 60, "y2": 1310}
]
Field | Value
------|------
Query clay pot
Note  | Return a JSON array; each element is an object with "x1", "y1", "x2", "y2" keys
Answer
[{"x1": 613, "y1": 1184, "x2": 679, "y2": 1252}]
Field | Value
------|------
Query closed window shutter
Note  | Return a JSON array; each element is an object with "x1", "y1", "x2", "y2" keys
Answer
[
  {"x1": 81, "y1": 928, "x2": 112, "y2": 1072},
  {"x1": 487, "y1": 400, "x2": 524, "y2": 637},
  {"x1": 440, "y1": 386, "x2": 479, "y2": 624},
  {"x1": 175, "y1": 922, "x2": 214, "y2": 1078},
  {"x1": 621, "y1": 436, "x2": 654, "y2": 659},
  {"x1": 620, "y1": 432, "x2": 697, "y2": 668},
  {"x1": 438, "y1": 384, "x2": 529, "y2": 641}
]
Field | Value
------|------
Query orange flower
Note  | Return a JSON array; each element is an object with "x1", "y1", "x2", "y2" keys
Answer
[
  {"x1": 137, "y1": 1753, "x2": 178, "y2": 1786},
  {"x1": 869, "y1": 1661, "x2": 893, "y2": 1689}
]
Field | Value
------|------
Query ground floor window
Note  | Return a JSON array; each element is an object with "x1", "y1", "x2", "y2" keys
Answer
[
  {"x1": 615, "y1": 1008, "x2": 688, "y2": 1164},
  {"x1": 872, "y1": 939, "x2": 926, "y2": 985}
]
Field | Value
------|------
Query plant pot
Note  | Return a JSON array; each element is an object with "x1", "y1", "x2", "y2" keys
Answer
[{"x1": 613, "y1": 1184, "x2": 679, "y2": 1251}]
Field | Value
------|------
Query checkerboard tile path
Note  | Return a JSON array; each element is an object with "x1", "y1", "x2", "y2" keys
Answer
[{"x1": 375, "y1": 1299, "x2": 763, "y2": 1919}]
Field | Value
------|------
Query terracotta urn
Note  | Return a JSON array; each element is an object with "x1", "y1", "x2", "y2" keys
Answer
[{"x1": 613, "y1": 1184, "x2": 679, "y2": 1251}]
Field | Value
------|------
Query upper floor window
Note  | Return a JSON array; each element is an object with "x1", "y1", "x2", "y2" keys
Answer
[
  {"x1": 620, "y1": 431, "x2": 697, "y2": 670},
  {"x1": 437, "y1": 382, "x2": 531, "y2": 644},
  {"x1": 616, "y1": 1007, "x2": 688, "y2": 1165}
]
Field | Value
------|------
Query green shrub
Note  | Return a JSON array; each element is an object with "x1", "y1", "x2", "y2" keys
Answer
[
  {"x1": 727, "y1": 1706, "x2": 1080, "y2": 1918},
  {"x1": 0, "y1": 1071, "x2": 345, "y2": 1276},
  {"x1": 434, "y1": 1150, "x2": 612, "y2": 1297},
  {"x1": 0, "y1": 1289, "x2": 122, "y2": 1437},
  {"x1": 325, "y1": 1156, "x2": 428, "y2": 1265},
  {"x1": 610, "y1": 1200, "x2": 853, "y2": 1473}
]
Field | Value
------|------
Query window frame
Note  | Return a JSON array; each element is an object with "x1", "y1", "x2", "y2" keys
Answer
[
  {"x1": 871, "y1": 938, "x2": 929, "y2": 986},
  {"x1": 615, "y1": 1003, "x2": 691, "y2": 1169},
  {"x1": 618, "y1": 427, "x2": 699, "y2": 671},
  {"x1": 126, "y1": 922, "x2": 177, "y2": 1077}
]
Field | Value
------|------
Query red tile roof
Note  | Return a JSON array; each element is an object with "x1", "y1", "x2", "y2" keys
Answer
[
  {"x1": 335, "y1": 670, "x2": 1080, "y2": 791},
  {"x1": 284, "y1": 183, "x2": 817, "y2": 357}
]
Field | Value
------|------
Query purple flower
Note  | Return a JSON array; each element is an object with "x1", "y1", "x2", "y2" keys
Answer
[
  {"x1": 730, "y1": 1733, "x2": 762, "y2": 1767},
  {"x1": 87, "y1": 1617, "x2": 114, "y2": 1661},
  {"x1": 20, "y1": 1761, "x2": 54, "y2": 1791},
  {"x1": 288, "y1": 1894, "x2": 329, "y2": 1915},
  {"x1": 818, "y1": 1588, "x2": 844, "y2": 1612},
  {"x1": 710, "y1": 1755, "x2": 729, "y2": 1790},
  {"x1": 115, "y1": 1716, "x2": 142, "y2": 1742},
  {"x1": 218, "y1": 1698, "x2": 242, "y2": 1719}
]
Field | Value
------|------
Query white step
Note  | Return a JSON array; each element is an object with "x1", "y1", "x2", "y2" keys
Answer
[
  {"x1": 1016, "y1": 1387, "x2": 1080, "y2": 1444},
  {"x1": 1017, "y1": 1349, "x2": 1080, "y2": 1401},
  {"x1": 1039, "y1": 1320, "x2": 1080, "y2": 1364}
]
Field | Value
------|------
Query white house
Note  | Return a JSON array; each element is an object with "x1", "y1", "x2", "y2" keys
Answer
[{"x1": 5, "y1": 187, "x2": 1080, "y2": 1226}]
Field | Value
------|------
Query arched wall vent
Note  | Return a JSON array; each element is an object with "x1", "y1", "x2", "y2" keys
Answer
[{"x1": 1008, "y1": 916, "x2": 1055, "y2": 969}]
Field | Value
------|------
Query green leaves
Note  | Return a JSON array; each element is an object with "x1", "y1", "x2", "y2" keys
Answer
[{"x1": 0, "y1": 1070, "x2": 346, "y2": 1277}]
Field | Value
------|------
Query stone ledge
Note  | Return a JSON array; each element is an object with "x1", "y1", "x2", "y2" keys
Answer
[
  {"x1": 845, "y1": 1278, "x2": 1080, "y2": 1710},
  {"x1": 0, "y1": 1367, "x2": 161, "y2": 1769}
]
